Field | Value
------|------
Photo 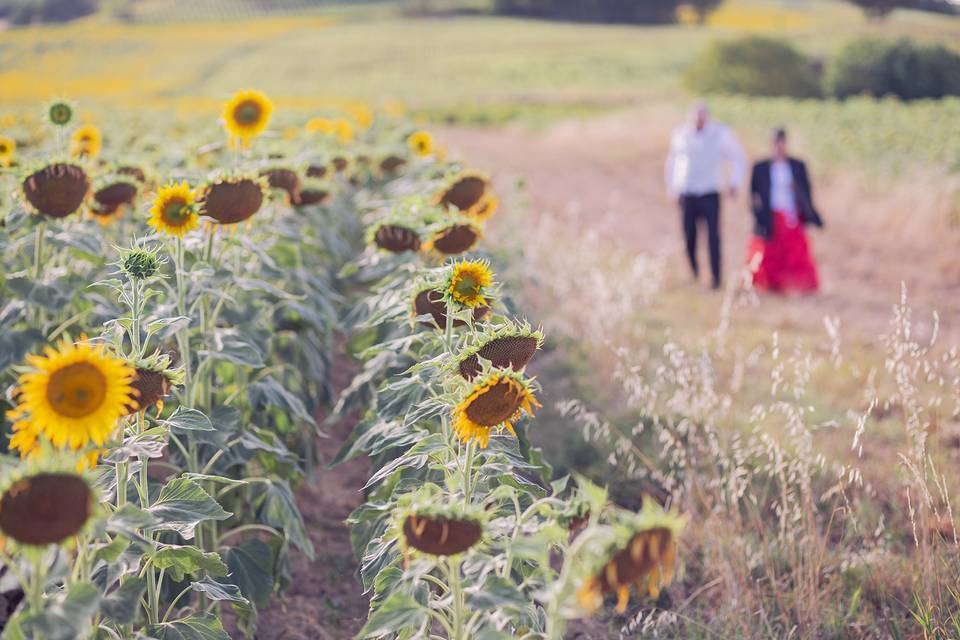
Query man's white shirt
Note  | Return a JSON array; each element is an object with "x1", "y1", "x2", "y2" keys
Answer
[{"x1": 664, "y1": 121, "x2": 747, "y2": 197}]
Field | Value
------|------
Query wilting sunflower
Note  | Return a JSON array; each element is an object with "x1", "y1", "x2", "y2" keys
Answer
[
  {"x1": 434, "y1": 171, "x2": 491, "y2": 215},
  {"x1": 0, "y1": 467, "x2": 95, "y2": 546},
  {"x1": 452, "y1": 370, "x2": 540, "y2": 448},
  {"x1": 7, "y1": 338, "x2": 136, "y2": 452},
  {"x1": 20, "y1": 161, "x2": 90, "y2": 218},
  {"x1": 223, "y1": 89, "x2": 274, "y2": 149},
  {"x1": 574, "y1": 502, "x2": 686, "y2": 615},
  {"x1": 394, "y1": 488, "x2": 486, "y2": 560},
  {"x1": 0, "y1": 135, "x2": 16, "y2": 167},
  {"x1": 447, "y1": 259, "x2": 494, "y2": 308},
  {"x1": 407, "y1": 130, "x2": 434, "y2": 157},
  {"x1": 148, "y1": 181, "x2": 198, "y2": 237},
  {"x1": 90, "y1": 175, "x2": 139, "y2": 224},
  {"x1": 198, "y1": 173, "x2": 266, "y2": 226},
  {"x1": 456, "y1": 322, "x2": 544, "y2": 381},
  {"x1": 70, "y1": 124, "x2": 102, "y2": 159},
  {"x1": 425, "y1": 218, "x2": 483, "y2": 256},
  {"x1": 471, "y1": 192, "x2": 499, "y2": 222}
]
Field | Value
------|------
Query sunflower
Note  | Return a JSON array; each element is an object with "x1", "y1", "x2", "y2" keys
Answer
[
  {"x1": 346, "y1": 103, "x2": 374, "y2": 130},
  {"x1": 21, "y1": 161, "x2": 90, "y2": 218},
  {"x1": 471, "y1": 192, "x2": 499, "y2": 222},
  {"x1": 198, "y1": 173, "x2": 266, "y2": 225},
  {"x1": 7, "y1": 338, "x2": 136, "y2": 453},
  {"x1": 456, "y1": 322, "x2": 544, "y2": 381},
  {"x1": 434, "y1": 171, "x2": 491, "y2": 215},
  {"x1": 70, "y1": 124, "x2": 102, "y2": 159},
  {"x1": 426, "y1": 221, "x2": 482, "y2": 256},
  {"x1": 223, "y1": 89, "x2": 274, "y2": 149},
  {"x1": 447, "y1": 259, "x2": 493, "y2": 308},
  {"x1": 452, "y1": 371, "x2": 540, "y2": 448},
  {"x1": 0, "y1": 135, "x2": 16, "y2": 167},
  {"x1": 394, "y1": 488, "x2": 486, "y2": 560},
  {"x1": 305, "y1": 117, "x2": 335, "y2": 136},
  {"x1": 575, "y1": 505, "x2": 685, "y2": 614},
  {"x1": 407, "y1": 130, "x2": 434, "y2": 157},
  {"x1": 45, "y1": 99, "x2": 75, "y2": 128},
  {"x1": 333, "y1": 118, "x2": 354, "y2": 144},
  {"x1": 0, "y1": 469, "x2": 94, "y2": 546},
  {"x1": 148, "y1": 181, "x2": 198, "y2": 237}
]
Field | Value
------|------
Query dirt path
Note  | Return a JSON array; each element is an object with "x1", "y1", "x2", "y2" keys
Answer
[{"x1": 439, "y1": 111, "x2": 960, "y2": 344}]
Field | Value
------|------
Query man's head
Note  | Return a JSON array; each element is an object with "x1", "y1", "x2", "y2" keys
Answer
[
  {"x1": 691, "y1": 102, "x2": 710, "y2": 131},
  {"x1": 772, "y1": 127, "x2": 788, "y2": 159}
]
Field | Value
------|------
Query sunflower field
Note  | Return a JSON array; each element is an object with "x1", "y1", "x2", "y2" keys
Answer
[{"x1": 0, "y1": 92, "x2": 685, "y2": 639}]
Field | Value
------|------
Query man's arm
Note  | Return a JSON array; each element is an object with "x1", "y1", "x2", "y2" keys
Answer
[
  {"x1": 664, "y1": 129, "x2": 681, "y2": 199},
  {"x1": 722, "y1": 127, "x2": 748, "y2": 196}
]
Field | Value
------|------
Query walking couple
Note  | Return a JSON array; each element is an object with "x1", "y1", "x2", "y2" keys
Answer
[{"x1": 664, "y1": 103, "x2": 823, "y2": 294}]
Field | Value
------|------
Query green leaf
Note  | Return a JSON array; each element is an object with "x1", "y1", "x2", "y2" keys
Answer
[
  {"x1": 358, "y1": 591, "x2": 427, "y2": 639},
  {"x1": 153, "y1": 545, "x2": 229, "y2": 582},
  {"x1": 163, "y1": 407, "x2": 214, "y2": 432},
  {"x1": 106, "y1": 505, "x2": 159, "y2": 540},
  {"x1": 19, "y1": 581, "x2": 100, "y2": 640},
  {"x1": 202, "y1": 330, "x2": 264, "y2": 367},
  {"x1": 100, "y1": 576, "x2": 147, "y2": 625},
  {"x1": 190, "y1": 578, "x2": 249, "y2": 604},
  {"x1": 222, "y1": 539, "x2": 275, "y2": 607},
  {"x1": 146, "y1": 613, "x2": 231, "y2": 640},
  {"x1": 248, "y1": 377, "x2": 317, "y2": 426},
  {"x1": 94, "y1": 536, "x2": 130, "y2": 565},
  {"x1": 147, "y1": 477, "x2": 231, "y2": 540},
  {"x1": 466, "y1": 575, "x2": 527, "y2": 610},
  {"x1": 255, "y1": 480, "x2": 314, "y2": 559}
]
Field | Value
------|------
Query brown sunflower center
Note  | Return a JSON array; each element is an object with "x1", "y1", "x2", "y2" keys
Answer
[
  {"x1": 234, "y1": 100, "x2": 262, "y2": 126},
  {"x1": 0, "y1": 144, "x2": 7, "y2": 153},
  {"x1": 162, "y1": 198, "x2": 191, "y2": 226},
  {"x1": 0, "y1": 473, "x2": 92, "y2": 545},
  {"x1": 46, "y1": 362, "x2": 108, "y2": 419},
  {"x1": 464, "y1": 380, "x2": 524, "y2": 427}
]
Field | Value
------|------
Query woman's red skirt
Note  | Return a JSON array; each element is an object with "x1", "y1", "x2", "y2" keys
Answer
[{"x1": 747, "y1": 211, "x2": 819, "y2": 293}]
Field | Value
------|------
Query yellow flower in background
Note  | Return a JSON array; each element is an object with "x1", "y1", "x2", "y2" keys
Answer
[
  {"x1": 305, "y1": 116, "x2": 335, "y2": 136},
  {"x1": 7, "y1": 338, "x2": 136, "y2": 453},
  {"x1": 70, "y1": 124, "x2": 102, "y2": 159},
  {"x1": 408, "y1": 130, "x2": 434, "y2": 157},
  {"x1": 333, "y1": 117, "x2": 354, "y2": 144},
  {"x1": 382, "y1": 99, "x2": 406, "y2": 118},
  {"x1": 223, "y1": 89, "x2": 273, "y2": 149},
  {"x1": 448, "y1": 259, "x2": 493, "y2": 308},
  {"x1": 0, "y1": 135, "x2": 15, "y2": 167},
  {"x1": 347, "y1": 103, "x2": 374, "y2": 130},
  {"x1": 452, "y1": 372, "x2": 540, "y2": 448},
  {"x1": 148, "y1": 181, "x2": 198, "y2": 237}
]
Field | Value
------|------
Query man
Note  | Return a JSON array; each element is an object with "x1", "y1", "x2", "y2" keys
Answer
[{"x1": 664, "y1": 103, "x2": 747, "y2": 290}]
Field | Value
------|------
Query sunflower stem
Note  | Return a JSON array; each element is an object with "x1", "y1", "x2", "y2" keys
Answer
[{"x1": 27, "y1": 549, "x2": 46, "y2": 618}]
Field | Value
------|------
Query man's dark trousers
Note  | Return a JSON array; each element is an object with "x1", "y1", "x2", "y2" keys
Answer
[{"x1": 680, "y1": 192, "x2": 721, "y2": 289}]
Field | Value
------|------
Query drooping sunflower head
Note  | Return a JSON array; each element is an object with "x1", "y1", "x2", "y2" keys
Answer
[
  {"x1": 407, "y1": 130, "x2": 434, "y2": 158},
  {"x1": 412, "y1": 285, "x2": 490, "y2": 330},
  {"x1": 20, "y1": 160, "x2": 90, "y2": 218},
  {"x1": 452, "y1": 370, "x2": 540, "y2": 448},
  {"x1": 292, "y1": 178, "x2": 332, "y2": 207},
  {"x1": 574, "y1": 501, "x2": 686, "y2": 615},
  {"x1": 259, "y1": 166, "x2": 302, "y2": 203},
  {"x1": 446, "y1": 259, "x2": 494, "y2": 308},
  {"x1": 198, "y1": 172, "x2": 267, "y2": 226},
  {"x1": 0, "y1": 466, "x2": 95, "y2": 547},
  {"x1": 394, "y1": 487, "x2": 486, "y2": 558},
  {"x1": 7, "y1": 337, "x2": 136, "y2": 453},
  {"x1": 70, "y1": 124, "x2": 102, "y2": 159},
  {"x1": 45, "y1": 99, "x2": 75, "y2": 128},
  {"x1": 378, "y1": 154, "x2": 407, "y2": 176},
  {"x1": 148, "y1": 181, "x2": 199, "y2": 237},
  {"x1": 223, "y1": 89, "x2": 274, "y2": 149},
  {"x1": 471, "y1": 192, "x2": 499, "y2": 222},
  {"x1": 424, "y1": 214, "x2": 484, "y2": 256},
  {"x1": 366, "y1": 197, "x2": 434, "y2": 253},
  {"x1": 92, "y1": 174, "x2": 139, "y2": 216},
  {"x1": 124, "y1": 352, "x2": 182, "y2": 416},
  {"x1": 434, "y1": 171, "x2": 491, "y2": 215},
  {"x1": 0, "y1": 135, "x2": 16, "y2": 167},
  {"x1": 456, "y1": 321, "x2": 544, "y2": 381}
]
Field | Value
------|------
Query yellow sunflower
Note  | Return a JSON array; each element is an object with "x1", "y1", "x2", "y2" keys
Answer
[
  {"x1": 70, "y1": 124, "x2": 102, "y2": 159},
  {"x1": 408, "y1": 130, "x2": 434, "y2": 157},
  {"x1": 448, "y1": 259, "x2": 494, "y2": 308},
  {"x1": 347, "y1": 103, "x2": 374, "y2": 130},
  {"x1": 0, "y1": 135, "x2": 15, "y2": 167},
  {"x1": 471, "y1": 192, "x2": 499, "y2": 222},
  {"x1": 333, "y1": 118, "x2": 354, "y2": 144},
  {"x1": 223, "y1": 89, "x2": 274, "y2": 149},
  {"x1": 148, "y1": 182, "x2": 199, "y2": 237},
  {"x1": 6, "y1": 338, "x2": 136, "y2": 453},
  {"x1": 305, "y1": 117, "x2": 335, "y2": 136},
  {"x1": 452, "y1": 372, "x2": 540, "y2": 448}
]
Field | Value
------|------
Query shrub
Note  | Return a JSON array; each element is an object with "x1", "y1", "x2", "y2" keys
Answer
[
  {"x1": 493, "y1": 0, "x2": 719, "y2": 24},
  {"x1": 2, "y1": 0, "x2": 99, "y2": 25},
  {"x1": 684, "y1": 36, "x2": 822, "y2": 99},
  {"x1": 825, "y1": 37, "x2": 960, "y2": 100}
]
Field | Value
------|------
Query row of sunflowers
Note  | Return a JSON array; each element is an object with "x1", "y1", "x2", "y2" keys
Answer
[{"x1": 0, "y1": 90, "x2": 683, "y2": 639}]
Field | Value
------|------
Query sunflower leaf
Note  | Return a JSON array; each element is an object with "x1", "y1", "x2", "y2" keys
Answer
[
  {"x1": 153, "y1": 545, "x2": 229, "y2": 582},
  {"x1": 146, "y1": 612, "x2": 231, "y2": 640},
  {"x1": 147, "y1": 477, "x2": 231, "y2": 540}
]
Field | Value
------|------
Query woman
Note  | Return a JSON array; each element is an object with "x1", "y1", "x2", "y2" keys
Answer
[{"x1": 746, "y1": 127, "x2": 823, "y2": 293}]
